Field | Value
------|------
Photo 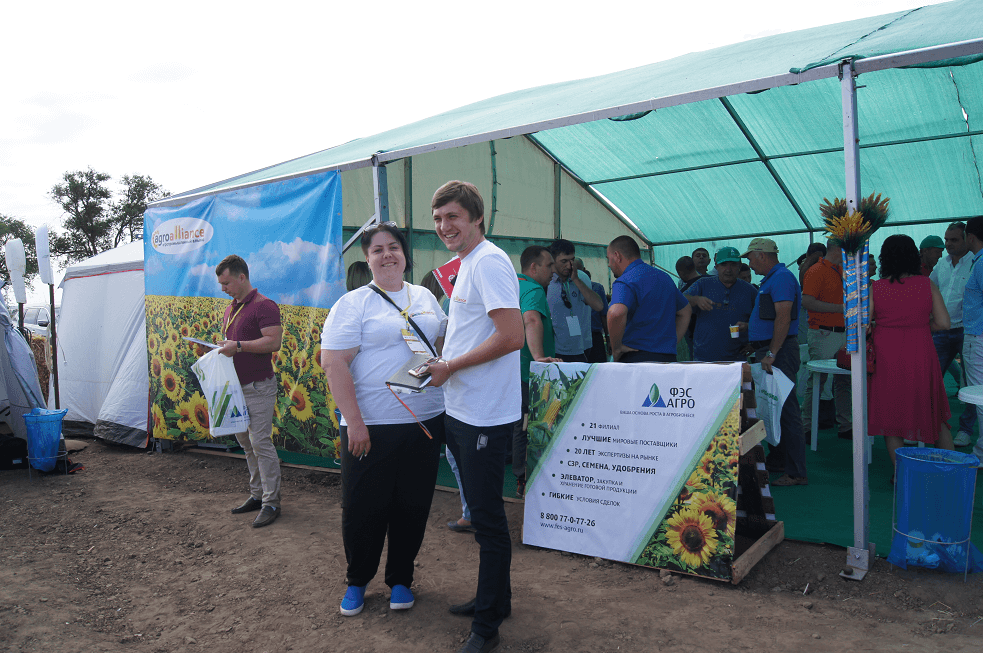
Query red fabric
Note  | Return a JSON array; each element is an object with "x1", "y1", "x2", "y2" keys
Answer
[
  {"x1": 223, "y1": 288, "x2": 281, "y2": 385},
  {"x1": 867, "y1": 275, "x2": 950, "y2": 442}
]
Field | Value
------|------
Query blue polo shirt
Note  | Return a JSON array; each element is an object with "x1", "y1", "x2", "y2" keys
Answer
[
  {"x1": 748, "y1": 263, "x2": 801, "y2": 342},
  {"x1": 685, "y1": 276, "x2": 758, "y2": 361},
  {"x1": 962, "y1": 249, "x2": 983, "y2": 335},
  {"x1": 611, "y1": 259, "x2": 688, "y2": 355}
]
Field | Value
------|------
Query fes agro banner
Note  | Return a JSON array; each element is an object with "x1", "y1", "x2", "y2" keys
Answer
[
  {"x1": 523, "y1": 361, "x2": 743, "y2": 581},
  {"x1": 143, "y1": 171, "x2": 345, "y2": 461}
]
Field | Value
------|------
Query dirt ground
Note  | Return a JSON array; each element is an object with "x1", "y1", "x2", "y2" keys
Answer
[{"x1": 2, "y1": 439, "x2": 982, "y2": 653}]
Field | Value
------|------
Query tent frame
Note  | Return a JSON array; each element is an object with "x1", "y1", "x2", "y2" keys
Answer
[{"x1": 149, "y1": 34, "x2": 983, "y2": 580}]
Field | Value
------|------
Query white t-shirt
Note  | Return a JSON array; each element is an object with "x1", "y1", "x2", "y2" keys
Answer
[
  {"x1": 443, "y1": 239, "x2": 521, "y2": 426},
  {"x1": 321, "y1": 282, "x2": 446, "y2": 426}
]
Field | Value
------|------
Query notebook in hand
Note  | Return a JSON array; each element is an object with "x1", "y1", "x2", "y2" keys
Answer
[{"x1": 386, "y1": 354, "x2": 440, "y2": 393}]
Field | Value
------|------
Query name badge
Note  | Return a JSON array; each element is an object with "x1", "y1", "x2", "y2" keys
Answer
[
  {"x1": 401, "y1": 328, "x2": 430, "y2": 355},
  {"x1": 566, "y1": 316, "x2": 582, "y2": 338}
]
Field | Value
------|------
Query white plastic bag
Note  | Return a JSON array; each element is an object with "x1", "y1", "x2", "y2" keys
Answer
[
  {"x1": 191, "y1": 349, "x2": 250, "y2": 437},
  {"x1": 749, "y1": 364, "x2": 794, "y2": 446}
]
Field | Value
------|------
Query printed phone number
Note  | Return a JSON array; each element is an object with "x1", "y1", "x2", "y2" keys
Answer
[{"x1": 541, "y1": 512, "x2": 596, "y2": 527}]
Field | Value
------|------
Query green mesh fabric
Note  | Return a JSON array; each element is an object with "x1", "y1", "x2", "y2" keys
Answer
[{"x1": 163, "y1": 0, "x2": 982, "y2": 273}]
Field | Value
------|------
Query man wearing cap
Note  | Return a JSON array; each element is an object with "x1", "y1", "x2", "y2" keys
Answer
[
  {"x1": 743, "y1": 238, "x2": 807, "y2": 486},
  {"x1": 607, "y1": 235, "x2": 691, "y2": 363},
  {"x1": 800, "y1": 240, "x2": 853, "y2": 440},
  {"x1": 920, "y1": 235, "x2": 945, "y2": 277},
  {"x1": 933, "y1": 221, "x2": 978, "y2": 447},
  {"x1": 684, "y1": 247, "x2": 758, "y2": 362}
]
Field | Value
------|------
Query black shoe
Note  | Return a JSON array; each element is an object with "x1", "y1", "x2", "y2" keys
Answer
[
  {"x1": 252, "y1": 505, "x2": 280, "y2": 528},
  {"x1": 231, "y1": 497, "x2": 262, "y2": 514},
  {"x1": 448, "y1": 520, "x2": 477, "y2": 533},
  {"x1": 449, "y1": 597, "x2": 476, "y2": 616},
  {"x1": 457, "y1": 632, "x2": 500, "y2": 653},
  {"x1": 838, "y1": 429, "x2": 853, "y2": 440},
  {"x1": 449, "y1": 598, "x2": 510, "y2": 619}
]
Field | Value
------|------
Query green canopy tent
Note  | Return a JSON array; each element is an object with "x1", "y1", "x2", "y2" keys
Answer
[{"x1": 152, "y1": 0, "x2": 983, "y2": 578}]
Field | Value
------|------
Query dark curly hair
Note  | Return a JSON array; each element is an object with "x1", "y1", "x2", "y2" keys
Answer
[{"x1": 878, "y1": 234, "x2": 920, "y2": 283}]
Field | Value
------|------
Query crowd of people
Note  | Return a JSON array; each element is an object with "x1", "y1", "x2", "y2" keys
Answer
[{"x1": 209, "y1": 178, "x2": 983, "y2": 652}]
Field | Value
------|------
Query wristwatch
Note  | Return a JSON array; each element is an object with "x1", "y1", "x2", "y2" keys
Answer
[
  {"x1": 236, "y1": 341, "x2": 242, "y2": 352},
  {"x1": 766, "y1": 350, "x2": 776, "y2": 359}
]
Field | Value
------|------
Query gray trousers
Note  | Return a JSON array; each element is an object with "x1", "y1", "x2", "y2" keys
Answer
[{"x1": 234, "y1": 376, "x2": 281, "y2": 508}]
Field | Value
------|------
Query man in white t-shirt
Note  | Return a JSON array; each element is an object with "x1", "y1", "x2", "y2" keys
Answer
[{"x1": 426, "y1": 180, "x2": 523, "y2": 653}]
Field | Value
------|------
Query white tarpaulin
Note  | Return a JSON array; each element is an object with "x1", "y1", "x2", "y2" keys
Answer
[{"x1": 55, "y1": 241, "x2": 149, "y2": 447}]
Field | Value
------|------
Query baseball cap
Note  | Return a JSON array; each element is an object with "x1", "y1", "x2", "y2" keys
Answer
[
  {"x1": 919, "y1": 235, "x2": 944, "y2": 250},
  {"x1": 714, "y1": 246, "x2": 742, "y2": 265},
  {"x1": 741, "y1": 238, "x2": 779, "y2": 257}
]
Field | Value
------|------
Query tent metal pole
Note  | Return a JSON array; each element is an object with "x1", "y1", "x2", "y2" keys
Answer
[
  {"x1": 372, "y1": 164, "x2": 390, "y2": 224},
  {"x1": 404, "y1": 159, "x2": 414, "y2": 283},
  {"x1": 554, "y1": 163, "x2": 562, "y2": 239},
  {"x1": 488, "y1": 142, "x2": 499, "y2": 236},
  {"x1": 343, "y1": 215, "x2": 381, "y2": 254},
  {"x1": 840, "y1": 58, "x2": 872, "y2": 582}
]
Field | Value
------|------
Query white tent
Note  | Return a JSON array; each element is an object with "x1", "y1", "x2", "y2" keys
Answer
[{"x1": 55, "y1": 241, "x2": 149, "y2": 447}]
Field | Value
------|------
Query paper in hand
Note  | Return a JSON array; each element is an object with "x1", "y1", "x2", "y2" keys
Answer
[{"x1": 183, "y1": 336, "x2": 219, "y2": 349}]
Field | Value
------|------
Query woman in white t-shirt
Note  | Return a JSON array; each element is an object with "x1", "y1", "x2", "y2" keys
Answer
[{"x1": 320, "y1": 223, "x2": 446, "y2": 618}]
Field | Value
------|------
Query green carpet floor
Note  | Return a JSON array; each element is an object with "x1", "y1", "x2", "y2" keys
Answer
[{"x1": 772, "y1": 375, "x2": 983, "y2": 558}]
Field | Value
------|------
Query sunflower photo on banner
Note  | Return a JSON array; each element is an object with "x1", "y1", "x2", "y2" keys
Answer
[
  {"x1": 143, "y1": 170, "x2": 345, "y2": 463},
  {"x1": 523, "y1": 361, "x2": 743, "y2": 581}
]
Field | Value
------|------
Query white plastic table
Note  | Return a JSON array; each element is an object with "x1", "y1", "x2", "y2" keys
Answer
[
  {"x1": 957, "y1": 385, "x2": 983, "y2": 407},
  {"x1": 805, "y1": 359, "x2": 849, "y2": 452},
  {"x1": 804, "y1": 359, "x2": 873, "y2": 460}
]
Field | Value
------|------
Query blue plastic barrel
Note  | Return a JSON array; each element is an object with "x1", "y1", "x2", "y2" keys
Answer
[
  {"x1": 23, "y1": 408, "x2": 68, "y2": 472},
  {"x1": 888, "y1": 448, "x2": 982, "y2": 575}
]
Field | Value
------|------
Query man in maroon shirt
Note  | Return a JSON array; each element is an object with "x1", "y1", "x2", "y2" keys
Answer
[{"x1": 215, "y1": 255, "x2": 284, "y2": 528}]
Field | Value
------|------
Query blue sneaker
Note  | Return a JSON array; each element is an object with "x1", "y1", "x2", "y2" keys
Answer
[
  {"x1": 390, "y1": 584, "x2": 414, "y2": 610},
  {"x1": 340, "y1": 585, "x2": 366, "y2": 616}
]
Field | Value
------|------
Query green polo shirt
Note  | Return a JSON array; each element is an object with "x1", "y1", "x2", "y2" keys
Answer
[{"x1": 518, "y1": 273, "x2": 555, "y2": 382}]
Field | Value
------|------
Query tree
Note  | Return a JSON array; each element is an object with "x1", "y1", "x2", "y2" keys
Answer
[
  {"x1": 0, "y1": 214, "x2": 39, "y2": 282},
  {"x1": 0, "y1": 214, "x2": 39, "y2": 305},
  {"x1": 49, "y1": 168, "x2": 169, "y2": 264},
  {"x1": 111, "y1": 174, "x2": 169, "y2": 244},
  {"x1": 49, "y1": 167, "x2": 113, "y2": 263}
]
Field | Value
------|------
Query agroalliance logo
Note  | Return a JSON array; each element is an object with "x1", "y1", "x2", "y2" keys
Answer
[
  {"x1": 151, "y1": 218, "x2": 214, "y2": 254},
  {"x1": 641, "y1": 383, "x2": 695, "y2": 409}
]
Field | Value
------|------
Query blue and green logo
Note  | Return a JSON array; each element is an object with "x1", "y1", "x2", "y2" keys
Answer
[{"x1": 641, "y1": 383, "x2": 666, "y2": 408}]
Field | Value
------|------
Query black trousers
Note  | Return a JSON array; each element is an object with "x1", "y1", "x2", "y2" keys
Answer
[
  {"x1": 340, "y1": 414, "x2": 442, "y2": 588},
  {"x1": 752, "y1": 336, "x2": 807, "y2": 479},
  {"x1": 586, "y1": 330, "x2": 608, "y2": 363},
  {"x1": 620, "y1": 350, "x2": 676, "y2": 363},
  {"x1": 511, "y1": 383, "x2": 531, "y2": 480},
  {"x1": 445, "y1": 415, "x2": 512, "y2": 638}
]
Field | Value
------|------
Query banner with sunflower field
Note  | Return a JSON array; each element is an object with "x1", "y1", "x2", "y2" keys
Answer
[
  {"x1": 523, "y1": 361, "x2": 743, "y2": 581},
  {"x1": 143, "y1": 171, "x2": 346, "y2": 463}
]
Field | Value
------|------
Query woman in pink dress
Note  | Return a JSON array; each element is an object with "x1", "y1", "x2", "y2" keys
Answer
[{"x1": 868, "y1": 235, "x2": 954, "y2": 475}]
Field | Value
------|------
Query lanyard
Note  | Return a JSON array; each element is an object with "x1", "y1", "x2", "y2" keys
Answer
[
  {"x1": 379, "y1": 284, "x2": 412, "y2": 327},
  {"x1": 222, "y1": 303, "x2": 246, "y2": 340}
]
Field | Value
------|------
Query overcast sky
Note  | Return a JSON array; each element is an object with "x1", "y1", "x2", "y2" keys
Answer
[{"x1": 1, "y1": 0, "x2": 946, "y2": 300}]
